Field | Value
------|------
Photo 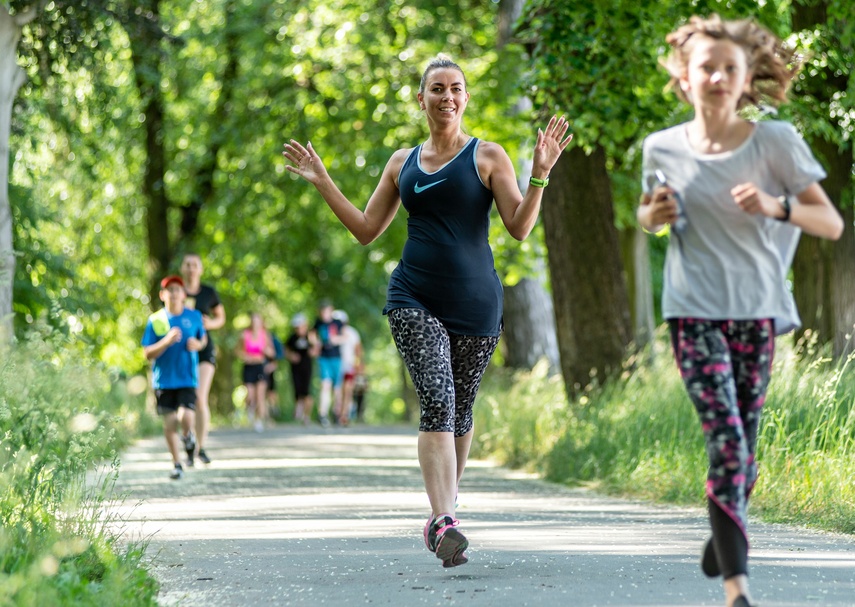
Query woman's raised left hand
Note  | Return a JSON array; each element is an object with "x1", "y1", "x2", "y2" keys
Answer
[{"x1": 532, "y1": 116, "x2": 573, "y2": 176}]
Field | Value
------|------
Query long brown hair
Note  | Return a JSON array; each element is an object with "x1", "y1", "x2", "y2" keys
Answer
[{"x1": 661, "y1": 14, "x2": 800, "y2": 109}]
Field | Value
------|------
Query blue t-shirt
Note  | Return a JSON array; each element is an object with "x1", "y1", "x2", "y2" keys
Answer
[
  {"x1": 141, "y1": 308, "x2": 206, "y2": 389},
  {"x1": 269, "y1": 333, "x2": 285, "y2": 360},
  {"x1": 313, "y1": 319, "x2": 343, "y2": 358},
  {"x1": 383, "y1": 137, "x2": 502, "y2": 336}
]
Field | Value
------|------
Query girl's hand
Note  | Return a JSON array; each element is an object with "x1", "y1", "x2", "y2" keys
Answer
[
  {"x1": 531, "y1": 115, "x2": 573, "y2": 176},
  {"x1": 643, "y1": 186, "x2": 680, "y2": 226},
  {"x1": 283, "y1": 140, "x2": 329, "y2": 185},
  {"x1": 731, "y1": 182, "x2": 785, "y2": 219}
]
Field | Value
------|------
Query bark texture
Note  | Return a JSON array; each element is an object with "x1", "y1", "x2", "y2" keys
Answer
[{"x1": 542, "y1": 146, "x2": 631, "y2": 392}]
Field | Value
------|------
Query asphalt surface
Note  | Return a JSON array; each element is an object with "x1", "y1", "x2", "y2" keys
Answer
[{"x1": 109, "y1": 424, "x2": 855, "y2": 606}]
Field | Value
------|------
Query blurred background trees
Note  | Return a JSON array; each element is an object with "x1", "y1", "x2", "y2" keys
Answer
[{"x1": 3, "y1": 0, "x2": 852, "y2": 413}]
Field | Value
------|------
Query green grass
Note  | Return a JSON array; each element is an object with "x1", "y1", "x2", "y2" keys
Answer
[
  {"x1": 0, "y1": 330, "x2": 159, "y2": 606},
  {"x1": 473, "y1": 328, "x2": 855, "y2": 535}
]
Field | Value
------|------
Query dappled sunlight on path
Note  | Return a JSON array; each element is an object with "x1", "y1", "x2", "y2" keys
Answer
[{"x1": 108, "y1": 425, "x2": 855, "y2": 607}]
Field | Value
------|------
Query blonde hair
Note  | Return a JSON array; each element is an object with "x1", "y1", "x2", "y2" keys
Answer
[
  {"x1": 661, "y1": 14, "x2": 800, "y2": 109},
  {"x1": 418, "y1": 54, "x2": 466, "y2": 94}
]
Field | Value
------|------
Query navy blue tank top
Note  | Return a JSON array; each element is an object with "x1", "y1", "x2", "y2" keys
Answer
[{"x1": 383, "y1": 137, "x2": 502, "y2": 336}]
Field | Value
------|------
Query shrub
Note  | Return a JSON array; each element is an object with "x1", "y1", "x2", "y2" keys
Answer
[
  {"x1": 474, "y1": 330, "x2": 855, "y2": 534},
  {"x1": 0, "y1": 330, "x2": 158, "y2": 606}
]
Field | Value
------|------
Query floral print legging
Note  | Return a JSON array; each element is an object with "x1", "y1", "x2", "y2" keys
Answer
[{"x1": 669, "y1": 318, "x2": 774, "y2": 578}]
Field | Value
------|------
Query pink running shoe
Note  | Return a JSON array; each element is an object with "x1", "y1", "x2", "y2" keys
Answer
[
  {"x1": 424, "y1": 514, "x2": 435, "y2": 552},
  {"x1": 426, "y1": 514, "x2": 468, "y2": 567},
  {"x1": 424, "y1": 494, "x2": 459, "y2": 552}
]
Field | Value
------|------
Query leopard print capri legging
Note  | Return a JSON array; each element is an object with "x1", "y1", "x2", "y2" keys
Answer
[{"x1": 387, "y1": 308, "x2": 501, "y2": 436}]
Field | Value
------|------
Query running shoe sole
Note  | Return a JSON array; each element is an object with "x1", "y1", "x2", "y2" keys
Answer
[{"x1": 435, "y1": 527, "x2": 468, "y2": 568}]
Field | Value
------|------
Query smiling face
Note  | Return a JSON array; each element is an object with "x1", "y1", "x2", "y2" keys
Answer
[
  {"x1": 417, "y1": 67, "x2": 470, "y2": 125},
  {"x1": 681, "y1": 36, "x2": 751, "y2": 113}
]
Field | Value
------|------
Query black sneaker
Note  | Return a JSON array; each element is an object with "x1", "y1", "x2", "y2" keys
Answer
[
  {"x1": 198, "y1": 449, "x2": 212, "y2": 464},
  {"x1": 183, "y1": 432, "x2": 196, "y2": 464},
  {"x1": 169, "y1": 463, "x2": 184, "y2": 480}
]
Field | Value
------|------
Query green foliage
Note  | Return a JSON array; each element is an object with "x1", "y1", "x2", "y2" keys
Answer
[
  {"x1": 0, "y1": 331, "x2": 159, "y2": 606},
  {"x1": 472, "y1": 359, "x2": 568, "y2": 470},
  {"x1": 473, "y1": 328, "x2": 855, "y2": 534},
  {"x1": 11, "y1": 0, "x2": 538, "y2": 388},
  {"x1": 518, "y1": 0, "x2": 853, "y2": 227}
]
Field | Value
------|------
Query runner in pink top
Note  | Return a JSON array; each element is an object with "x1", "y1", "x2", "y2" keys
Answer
[{"x1": 238, "y1": 313, "x2": 275, "y2": 432}]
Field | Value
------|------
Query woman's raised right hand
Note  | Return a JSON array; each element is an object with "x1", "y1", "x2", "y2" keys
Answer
[{"x1": 283, "y1": 140, "x2": 328, "y2": 185}]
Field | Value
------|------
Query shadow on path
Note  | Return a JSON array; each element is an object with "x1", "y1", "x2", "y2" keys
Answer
[{"x1": 109, "y1": 425, "x2": 855, "y2": 606}]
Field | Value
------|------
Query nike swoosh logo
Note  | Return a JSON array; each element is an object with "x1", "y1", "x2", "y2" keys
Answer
[{"x1": 414, "y1": 179, "x2": 447, "y2": 194}]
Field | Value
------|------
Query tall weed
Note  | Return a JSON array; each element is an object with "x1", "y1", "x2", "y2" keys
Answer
[
  {"x1": 0, "y1": 330, "x2": 158, "y2": 606},
  {"x1": 474, "y1": 330, "x2": 855, "y2": 534}
]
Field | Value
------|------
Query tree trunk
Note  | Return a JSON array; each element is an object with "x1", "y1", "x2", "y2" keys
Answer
[
  {"x1": 126, "y1": 1, "x2": 171, "y2": 306},
  {"x1": 620, "y1": 226, "x2": 656, "y2": 348},
  {"x1": 497, "y1": 0, "x2": 525, "y2": 48},
  {"x1": 542, "y1": 145, "x2": 632, "y2": 393},
  {"x1": 0, "y1": 7, "x2": 36, "y2": 343},
  {"x1": 503, "y1": 278, "x2": 560, "y2": 372},
  {"x1": 791, "y1": 0, "x2": 855, "y2": 357},
  {"x1": 819, "y1": 136, "x2": 855, "y2": 357},
  {"x1": 495, "y1": 0, "x2": 556, "y2": 373},
  {"x1": 792, "y1": 235, "x2": 833, "y2": 343},
  {"x1": 179, "y1": 0, "x2": 239, "y2": 244},
  {"x1": 210, "y1": 344, "x2": 237, "y2": 416}
]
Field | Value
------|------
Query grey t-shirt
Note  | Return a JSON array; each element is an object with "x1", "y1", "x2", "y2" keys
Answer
[{"x1": 641, "y1": 120, "x2": 826, "y2": 334}]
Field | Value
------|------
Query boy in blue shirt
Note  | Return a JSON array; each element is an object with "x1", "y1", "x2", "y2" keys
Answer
[{"x1": 142, "y1": 275, "x2": 207, "y2": 479}]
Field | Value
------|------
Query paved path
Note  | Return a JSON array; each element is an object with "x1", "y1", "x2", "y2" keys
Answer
[{"x1": 110, "y1": 425, "x2": 855, "y2": 606}]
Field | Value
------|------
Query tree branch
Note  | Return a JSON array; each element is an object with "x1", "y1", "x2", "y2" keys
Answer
[{"x1": 13, "y1": 1, "x2": 45, "y2": 27}]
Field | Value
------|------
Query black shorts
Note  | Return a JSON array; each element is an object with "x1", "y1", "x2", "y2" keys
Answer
[
  {"x1": 156, "y1": 388, "x2": 197, "y2": 415},
  {"x1": 291, "y1": 367, "x2": 312, "y2": 399},
  {"x1": 198, "y1": 342, "x2": 217, "y2": 366},
  {"x1": 266, "y1": 372, "x2": 277, "y2": 392},
  {"x1": 243, "y1": 363, "x2": 266, "y2": 384}
]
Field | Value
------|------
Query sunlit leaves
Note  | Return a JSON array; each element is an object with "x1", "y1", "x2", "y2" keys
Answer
[{"x1": 9, "y1": 0, "x2": 552, "y2": 373}]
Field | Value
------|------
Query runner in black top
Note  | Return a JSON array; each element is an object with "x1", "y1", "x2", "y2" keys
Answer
[
  {"x1": 181, "y1": 253, "x2": 226, "y2": 465},
  {"x1": 283, "y1": 54, "x2": 571, "y2": 568},
  {"x1": 285, "y1": 312, "x2": 316, "y2": 424}
]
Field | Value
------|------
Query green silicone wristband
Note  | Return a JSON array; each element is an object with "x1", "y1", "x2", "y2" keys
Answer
[{"x1": 529, "y1": 176, "x2": 549, "y2": 188}]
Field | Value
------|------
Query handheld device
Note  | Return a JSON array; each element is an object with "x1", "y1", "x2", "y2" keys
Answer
[{"x1": 652, "y1": 170, "x2": 687, "y2": 234}]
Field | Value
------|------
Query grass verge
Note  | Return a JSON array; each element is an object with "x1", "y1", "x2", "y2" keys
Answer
[
  {"x1": 0, "y1": 331, "x2": 159, "y2": 606},
  {"x1": 473, "y1": 329, "x2": 855, "y2": 535}
]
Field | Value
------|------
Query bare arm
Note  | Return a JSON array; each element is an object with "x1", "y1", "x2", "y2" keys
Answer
[
  {"x1": 486, "y1": 116, "x2": 572, "y2": 241},
  {"x1": 186, "y1": 334, "x2": 208, "y2": 352},
  {"x1": 308, "y1": 330, "x2": 322, "y2": 357},
  {"x1": 283, "y1": 141, "x2": 407, "y2": 245},
  {"x1": 144, "y1": 328, "x2": 182, "y2": 361},
  {"x1": 731, "y1": 181, "x2": 843, "y2": 241},
  {"x1": 204, "y1": 303, "x2": 226, "y2": 331}
]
